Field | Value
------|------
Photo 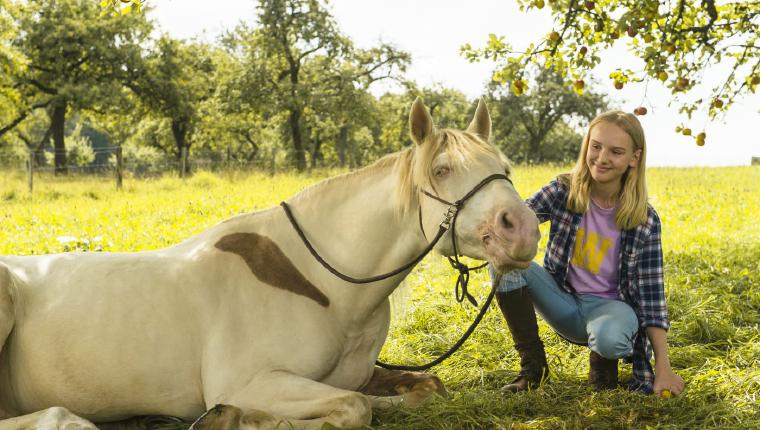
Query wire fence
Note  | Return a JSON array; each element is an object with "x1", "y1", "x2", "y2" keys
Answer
[{"x1": 0, "y1": 146, "x2": 280, "y2": 193}]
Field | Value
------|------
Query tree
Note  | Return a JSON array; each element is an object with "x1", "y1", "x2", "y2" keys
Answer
[
  {"x1": 299, "y1": 47, "x2": 409, "y2": 168},
  {"x1": 0, "y1": 0, "x2": 24, "y2": 133},
  {"x1": 488, "y1": 67, "x2": 608, "y2": 164},
  {"x1": 126, "y1": 36, "x2": 216, "y2": 174},
  {"x1": 463, "y1": 0, "x2": 759, "y2": 145},
  {"x1": 232, "y1": 0, "x2": 408, "y2": 171},
  {"x1": 245, "y1": 0, "x2": 350, "y2": 171},
  {"x1": 1, "y1": 0, "x2": 150, "y2": 173},
  {"x1": 203, "y1": 47, "x2": 283, "y2": 169}
]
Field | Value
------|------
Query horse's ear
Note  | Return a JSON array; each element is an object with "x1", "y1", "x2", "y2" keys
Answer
[
  {"x1": 409, "y1": 97, "x2": 433, "y2": 145},
  {"x1": 466, "y1": 98, "x2": 491, "y2": 142}
]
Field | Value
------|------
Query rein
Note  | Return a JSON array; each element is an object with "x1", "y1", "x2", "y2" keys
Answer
[{"x1": 280, "y1": 173, "x2": 512, "y2": 371}]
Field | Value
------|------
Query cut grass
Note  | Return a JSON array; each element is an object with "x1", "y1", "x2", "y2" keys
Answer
[{"x1": 0, "y1": 166, "x2": 758, "y2": 429}]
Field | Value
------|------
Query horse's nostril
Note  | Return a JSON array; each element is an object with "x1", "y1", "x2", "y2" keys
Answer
[{"x1": 500, "y1": 212, "x2": 513, "y2": 230}]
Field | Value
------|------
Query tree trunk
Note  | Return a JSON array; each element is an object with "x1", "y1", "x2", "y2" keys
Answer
[
  {"x1": 51, "y1": 101, "x2": 67, "y2": 175},
  {"x1": 310, "y1": 132, "x2": 323, "y2": 169},
  {"x1": 171, "y1": 120, "x2": 189, "y2": 175},
  {"x1": 337, "y1": 125, "x2": 348, "y2": 167},
  {"x1": 528, "y1": 135, "x2": 542, "y2": 164},
  {"x1": 35, "y1": 126, "x2": 52, "y2": 166},
  {"x1": 289, "y1": 108, "x2": 306, "y2": 171}
]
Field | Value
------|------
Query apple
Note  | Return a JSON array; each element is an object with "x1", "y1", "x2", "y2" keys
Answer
[
  {"x1": 627, "y1": 26, "x2": 638, "y2": 37},
  {"x1": 535, "y1": 0, "x2": 545, "y2": 8},
  {"x1": 614, "y1": 81, "x2": 624, "y2": 90},
  {"x1": 579, "y1": 46, "x2": 588, "y2": 56},
  {"x1": 682, "y1": 128, "x2": 692, "y2": 136},
  {"x1": 549, "y1": 31, "x2": 560, "y2": 42},
  {"x1": 574, "y1": 80, "x2": 585, "y2": 90},
  {"x1": 585, "y1": 1, "x2": 595, "y2": 10},
  {"x1": 696, "y1": 132, "x2": 706, "y2": 146},
  {"x1": 644, "y1": 34, "x2": 653, "y2": 43},
  {"x1": 634, "y1": 107, "x2": 647, "y2": 115},
  {"x1": 512, "y1": 80, "x2": 525, "y2": 96},
  {"x1": 658, "y1": 71, "x2": 669, "y2": 81},
  {"x1": 752, "y1": 76, "x2": 760, "y2": 85},
  {"x1": 712, "y1": 98, "x2": 724, "y2": 108}
]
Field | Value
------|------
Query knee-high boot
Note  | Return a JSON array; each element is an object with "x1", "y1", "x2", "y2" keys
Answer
[{"x1": 496, "y1": 287, "x2": 549, "y2": 393}]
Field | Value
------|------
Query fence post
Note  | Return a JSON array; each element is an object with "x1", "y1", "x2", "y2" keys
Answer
[
  {"x1": 27, "y1": 150, "x2": 34, "y2": 194},
  {"x1": 180, "y1": 146, "x2": 187, "y2": 179},
  {"x1": 115, "y1": 145, "x2": 123, "y2": 190},
  {"x1": 269, "y1": 147, "x2": 276, "y2": 176}
]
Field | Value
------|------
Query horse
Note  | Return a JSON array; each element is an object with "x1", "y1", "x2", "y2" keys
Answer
[{"x1": 0, "y1": 98, "x2": 540, "y2": 430}]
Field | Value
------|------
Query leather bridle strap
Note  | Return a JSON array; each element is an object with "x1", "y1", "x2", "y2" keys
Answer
[
  {"x1": 280, "y1": 173, "x2": 510, "y2": 286},
  {"x1": 281, "y1": 203, "x2": 449, "y2": 284},
  {"x1": 280, "y1": 172, "x2": 513, "y2": 372},
  {"x1": 419, "y1": 173, "x2": 512, "y2": 306}
]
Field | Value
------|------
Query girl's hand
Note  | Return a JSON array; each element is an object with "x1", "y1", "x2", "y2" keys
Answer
[{"x1": 653, "y1": 368, "x2": 685, "y2": 396}]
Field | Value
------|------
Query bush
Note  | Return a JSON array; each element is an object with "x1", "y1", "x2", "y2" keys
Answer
[
  {"x1": 44, "y1": 124, "x2": 95, "y2": 167},
  {"x1": 111, "y1": 143, "x2": 170, "y2": 177}
]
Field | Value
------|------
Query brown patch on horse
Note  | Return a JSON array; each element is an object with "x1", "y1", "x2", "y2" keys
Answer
[
  {"x1": 215, "y1": 233, "x2": 330, "y2": 307},
  {"x1": 360, "y1": 367, "x2": 448, "y2": 399}
]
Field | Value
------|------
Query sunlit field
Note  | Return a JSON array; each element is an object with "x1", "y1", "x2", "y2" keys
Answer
[{"x1": 1, "y1": 166, "x2": 758, "y2": 429}]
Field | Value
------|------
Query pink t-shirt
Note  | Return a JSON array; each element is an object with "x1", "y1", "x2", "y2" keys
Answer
[{"x1": 566, "y1": 200, "x2": 621, "y2": 299}]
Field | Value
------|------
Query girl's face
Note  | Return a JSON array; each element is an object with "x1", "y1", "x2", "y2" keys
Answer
[{"x1": 586, "y1": 121, "x2": 641, "y2": 186}]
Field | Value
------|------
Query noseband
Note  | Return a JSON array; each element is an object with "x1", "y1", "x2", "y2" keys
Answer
[{"x1": 280, "y1": 173, "x2": 513, "y2": 370}]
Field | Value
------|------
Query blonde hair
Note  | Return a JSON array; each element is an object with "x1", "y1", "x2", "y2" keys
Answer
[{"x1": 564, "y1": 110, "x2": 648, "y2": 230}]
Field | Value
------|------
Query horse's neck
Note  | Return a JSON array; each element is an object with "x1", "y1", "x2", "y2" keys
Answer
[{"x1": 285, "y1": 166, "x2": 425, "y2": 316}]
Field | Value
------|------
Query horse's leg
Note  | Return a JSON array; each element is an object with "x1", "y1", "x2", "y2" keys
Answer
[
  {"x1": 191, "y1": 370, "x2": 372, "y2": 430},
  {"x1": 0, "y1": 407, "x2": 98, "y2": 430},
  {"x1": 359, "y1": 366, "x2": 447, "y2": 409}
]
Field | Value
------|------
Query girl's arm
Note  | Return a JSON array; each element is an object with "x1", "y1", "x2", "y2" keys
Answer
[
  {"x1": 525, "y1": 178, "x2": 563, "y2": 223},
  {"x1": 639, "y1": 208, "x2": 684, "y2": 395},
  {"x1": 646, "y1": 326, "x2": 685, "y2": 395}
]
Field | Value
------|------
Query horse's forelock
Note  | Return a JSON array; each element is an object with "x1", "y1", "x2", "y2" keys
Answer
[{"x1": 393, "y1": 129, "x2": 506, "y2": 218}]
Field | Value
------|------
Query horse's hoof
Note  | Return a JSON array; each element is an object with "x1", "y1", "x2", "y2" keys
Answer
[{"x1": 189, "y1": 404, "x2": 243, "y2": 430}]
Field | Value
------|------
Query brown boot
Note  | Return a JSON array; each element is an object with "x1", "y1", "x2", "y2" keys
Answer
[
  {"x1": 496, "y1": 288, "x2": 549, "y2": 393},
  {"x1": 588, "y1": 350, "x2": 618, "y2": 390}
]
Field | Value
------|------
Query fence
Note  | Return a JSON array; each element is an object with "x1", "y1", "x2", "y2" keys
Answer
[{"x1": 0, "y1": 145, "x2": 280, "y2": 194}]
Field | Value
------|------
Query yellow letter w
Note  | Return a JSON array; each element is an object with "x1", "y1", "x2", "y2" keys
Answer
[{"x1": 571, "y1": 228, "x2": 612, "y2": 274}]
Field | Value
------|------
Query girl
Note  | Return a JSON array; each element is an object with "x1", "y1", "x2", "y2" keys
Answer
[{"x1": 490, "y1": 111, "x2": 684, "y2": 395}]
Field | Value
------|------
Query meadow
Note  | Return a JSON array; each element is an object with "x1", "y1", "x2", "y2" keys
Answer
[{"x1": 0, "y1": 165, "x2": 758, "y2": 429}]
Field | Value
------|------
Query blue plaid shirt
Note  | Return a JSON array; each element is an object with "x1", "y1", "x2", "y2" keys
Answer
[{"x1": 526, "y1": 178, "x2": 669, "y2": 393}]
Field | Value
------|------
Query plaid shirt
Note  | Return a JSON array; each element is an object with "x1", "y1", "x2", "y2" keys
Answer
[{"x1": 527, "y1": 178, "x2": 669, "y2": 393}]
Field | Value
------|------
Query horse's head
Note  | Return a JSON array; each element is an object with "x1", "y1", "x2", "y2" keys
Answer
[{"x1": 406, "y1": 98, "x2": 540, "y2": 274}]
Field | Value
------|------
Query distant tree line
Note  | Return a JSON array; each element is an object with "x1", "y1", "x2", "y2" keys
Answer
[{"x1": 0, "y1": 0, "x2": 608, "y2": 174}]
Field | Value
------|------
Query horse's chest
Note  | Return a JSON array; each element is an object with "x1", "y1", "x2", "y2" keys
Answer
[{"x1": 320, "y1": 301, "x2": 391, "y2": 390}]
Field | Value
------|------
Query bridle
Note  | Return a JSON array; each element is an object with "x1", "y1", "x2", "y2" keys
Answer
[{"x1": 280, "y1": 172, "x2": 513, "y2": 371}]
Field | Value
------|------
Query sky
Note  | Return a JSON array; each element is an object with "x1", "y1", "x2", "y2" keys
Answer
[{"x1": 149, "y1": 0, "x2": 760, "y2": 167}]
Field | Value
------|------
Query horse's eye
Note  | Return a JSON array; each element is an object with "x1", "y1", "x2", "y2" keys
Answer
[{"x1": 434, "y1": 166, "x2": 451, "y2": 178}]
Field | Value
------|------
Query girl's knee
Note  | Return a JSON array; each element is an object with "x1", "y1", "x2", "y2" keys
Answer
[{"x1": 588, "y1": 330, "x2": 634, "y2": 359}]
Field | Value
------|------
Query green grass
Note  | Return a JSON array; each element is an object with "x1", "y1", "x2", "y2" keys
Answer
[{"x1": 1, "y1": 166, "x2": 758, "y2": 429}]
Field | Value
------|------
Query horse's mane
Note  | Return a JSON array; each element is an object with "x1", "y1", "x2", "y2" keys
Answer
[{"x1": 294, "y1": 129, "x2": 509, "y2": 218}]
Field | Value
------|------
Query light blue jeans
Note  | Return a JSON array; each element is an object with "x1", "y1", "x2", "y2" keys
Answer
[{"x1": 492, "y1": 262, "x2": 638, "y2": 359}]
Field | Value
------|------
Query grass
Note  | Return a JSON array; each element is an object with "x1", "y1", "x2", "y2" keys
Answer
[{"x1": 1, "y1": 166, "x2": 758, "y2": 429}]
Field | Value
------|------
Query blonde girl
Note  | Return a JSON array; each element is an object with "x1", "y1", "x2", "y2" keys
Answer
[{"x1": 490, "y1": 111, "x2": 684, "y2": 395}]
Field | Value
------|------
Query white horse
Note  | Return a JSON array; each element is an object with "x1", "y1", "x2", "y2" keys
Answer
[{"x1": 0, "y1": 99, "x2": 539, "y2": 430}]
